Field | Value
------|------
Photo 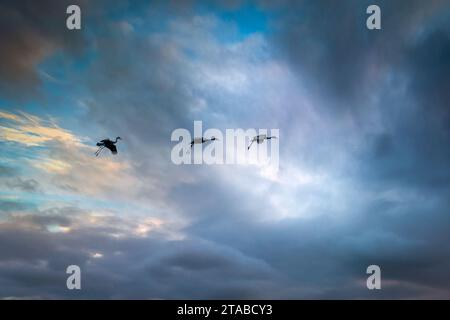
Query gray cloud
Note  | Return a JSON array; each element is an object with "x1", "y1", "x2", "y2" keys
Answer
[
  {"x1": 0, "y1": 208, "x2": 280, "y2": 299},
  {"x1": 0, "y1": 163, "x2": 41, "y2": 192},
  {"x1": 269, "y1": 0, "x2": 449, "y2": 111},
  {"x1": 2, "y1": 191, "x2": 449, "y2": 299},
  {"x1": 5, "y1": 177, "x2": 40, "y2": 192},
  {"x1": 266, "y1": 0, "x2": 450, "y2": 195},
  {"x1": 0, "y1": 164, "x2": 18, "y2": 177}
]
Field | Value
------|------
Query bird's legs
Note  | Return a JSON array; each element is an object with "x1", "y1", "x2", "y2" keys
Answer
[{"x1": 95, "y1": 146, "x2": 105, "y2": 157}]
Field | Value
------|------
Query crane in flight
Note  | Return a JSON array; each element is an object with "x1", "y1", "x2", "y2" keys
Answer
[
  {"x1": 95, "y1": 137, "x2": 121, "y2": 156},
  {"x1": 248, "y1": 134, "x2": 277, "y2": 150},
  {"x1": 190, "y1": 136, "x2": 218, "y2": 148}
]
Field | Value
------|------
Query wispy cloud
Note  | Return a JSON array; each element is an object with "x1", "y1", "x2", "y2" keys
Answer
[{"x1": 0, "y1": 110, "x2": 82, "y2": 146}]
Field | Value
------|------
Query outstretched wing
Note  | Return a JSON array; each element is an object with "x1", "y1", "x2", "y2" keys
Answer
[
  {"x1": 107, "y1": 144, "x2": 118, "y2": 154},
  {"x1": 96, "y1": 139, "x2": 107, "y2": 146}
]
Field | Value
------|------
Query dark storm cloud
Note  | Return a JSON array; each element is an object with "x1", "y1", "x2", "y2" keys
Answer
[
  {"x1": 0, "y1": 208, "x2": 279, "y2": 299},
  {"x1": 2, "y1": 195, "x2": 449, "y2": 298},
  {"x1": 161, "y1": 162, "x2": 450, "y2": 298},
  {"x1": 0, "y1": 0, "x2": 88, "y2": 99},
  {"x1": 185, "y1": 188, "x2": 450, "y2": 298},
  {"x1": 268, "y1": 0, "x2": 449, "y2": 112},
  {"x1": 268, "y1": 0, "x2": 450, "y2": 187},
  {"x1": 401, "y1": 28, "x2": 450, "y2": 139},
  {"x1": 353, "y1": 26, "x2": 450, "y2": 189}
]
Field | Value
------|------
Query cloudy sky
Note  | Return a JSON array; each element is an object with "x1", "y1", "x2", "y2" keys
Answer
[{"x1": 0, "y1": 0, "x2": 449, "y2": 299}]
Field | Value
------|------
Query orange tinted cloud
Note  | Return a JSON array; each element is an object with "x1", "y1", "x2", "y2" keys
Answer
[{"x1": 0, "y1": 110, "x2": 81, "y2": 146}]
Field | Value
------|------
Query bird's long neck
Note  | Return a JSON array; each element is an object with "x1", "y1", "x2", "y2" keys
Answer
[{"x1": 114, "y1": 138, "x2": 119, "y2": 143}]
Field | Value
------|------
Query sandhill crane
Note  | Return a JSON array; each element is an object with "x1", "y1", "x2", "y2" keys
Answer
[
  {"x1": 190, "y1": 136, "x2": 218, "y2": 148},
  {"x1": 248, "y1": 134, "x2": 277, "y2": 150},
  {"x1": 95, "y1": 137, "x2": 121, "y2": 156}
]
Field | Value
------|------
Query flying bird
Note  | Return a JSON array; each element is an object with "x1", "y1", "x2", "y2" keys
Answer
[
  {"x1": 190, "y1": 136, "x2": 218, "y2": 148},
  {"x1": 248, "y1": 134, "x2": 277, "y2": 150},
  {"x1": 95, "y1": 137, "x2": 121, "y2": 156}
]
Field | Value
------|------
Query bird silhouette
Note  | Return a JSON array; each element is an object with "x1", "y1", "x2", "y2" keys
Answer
[
  {"x1": 190, "y1": 136, "x2": 218, "y2": 148},
  {"x1": 95, "y1": 137, "x2": 121, "y2": 156},
  {"x1": 248, "y1": 134, "x2": 277, "y2": 150}
]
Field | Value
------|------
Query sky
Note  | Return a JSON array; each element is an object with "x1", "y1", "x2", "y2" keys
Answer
[{"x1": 0, "y1": 0, "x2": 449, "y2": 299}]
